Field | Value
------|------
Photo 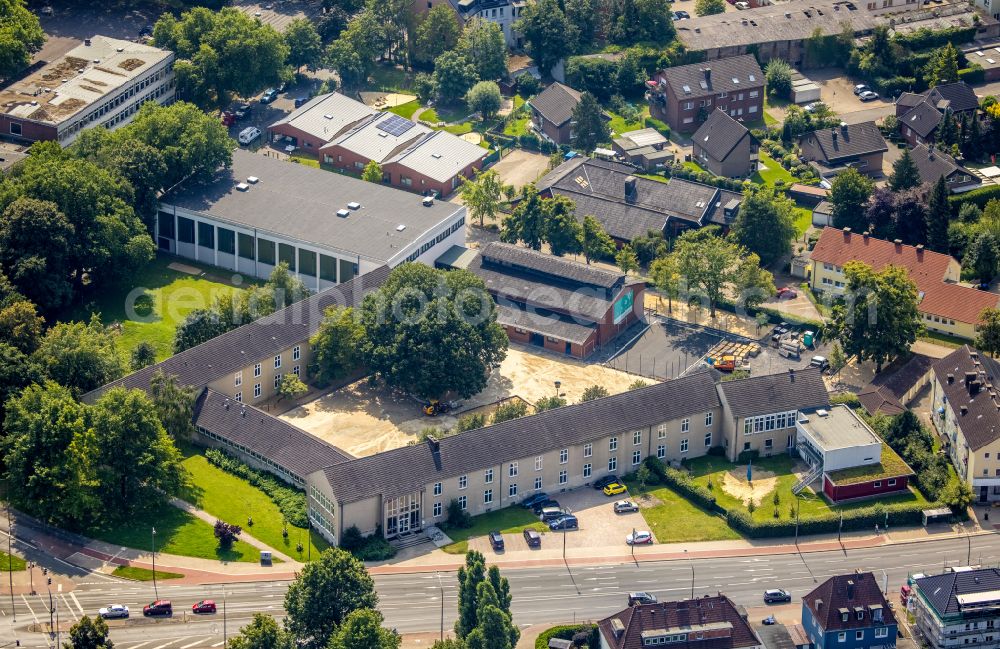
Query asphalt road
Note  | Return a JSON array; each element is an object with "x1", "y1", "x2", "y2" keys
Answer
[{"x1": 4, "y1": 532, "x2": 998, "y2": 649}]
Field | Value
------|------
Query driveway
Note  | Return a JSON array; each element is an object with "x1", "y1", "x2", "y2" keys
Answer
[
  {"x1": 762, "y1": 273, "x2": 823, "y2": 322},
  {"x1": 490, "y1": 149, "x2": 552, "y2": 190},
  {"x1": 232, "y1": 0, "x2": 321, "y2": 32}
]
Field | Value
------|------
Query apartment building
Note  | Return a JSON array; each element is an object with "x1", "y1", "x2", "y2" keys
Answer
[
  {"x1": 911, "y1": 568, "x2": 1000, "y2": 649},
  {"x1": 802, "y1": 572, "x2": 898, "y2": 649},
  {"x1": 0, "y1": 35, "x2": 174, "y2": 146},
  {"x1": 691, "y1": 108, "x2": 758, "y2": 178},
  {"x1": 598, "y1": 595, "x2": 764, "y2": 649},
  {"x1": 647, "y1": 55, "x2": 764, "y2": 133}
]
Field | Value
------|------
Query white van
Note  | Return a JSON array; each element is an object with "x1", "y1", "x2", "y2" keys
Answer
[{"x1": 238, "y1": 127, "x2": 261, "y2": 145}]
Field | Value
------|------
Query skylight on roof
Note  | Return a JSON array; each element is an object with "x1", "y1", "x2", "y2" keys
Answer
[
  {"x1": 748, "y1": 74, "x2": 756, "y2": 81},
  {"x1": 682, "y1": 85, "x2": 692, "y2": 94},
  {"x1": 977, "y1": 51, "x2": 985, "y2": 56},
  {"x1": 732, "y1": 77, "x2": 739, "y2": 84},
  {"x1": 989, "y1": 59, "x2": 997, "y2": 64},
  {"x1": 700, "y1": 80, "x2": 708, "y2": 89}
]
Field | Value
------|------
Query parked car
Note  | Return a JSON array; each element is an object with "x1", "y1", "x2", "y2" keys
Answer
[
  {"x1": 523, "y1": 528, "x2": 542, "y2": 547},
  {"x1": 238, "y1": 127, "x2": 261, "y2": 145},
  {"x1": 531, "y1": 499, "x2": 560, "y2": 515},
  {"x1": 603, "y1": 482, "x2": 627, "y2": 496},
  {"x1": 614, "y1": 500, "x2": 639, "y2": 514},
  {"x1": 593, "y1": 475, "x2": 620, "y2": 490},
  {"x1": 809, "y1": 355, "x2": 829, "y2": 372},
  {"x1": 626, "y1": 530, "x2": 653, "y2": 545},
  {"x1": 776, "y1": 286, "x2": 797, "y2": 299},
  {"x1": 192, "y1": 600, "x2": 216, "y2": 614},
  {"x1": 489, "y1": 530, "x2": 505, "y2": 551},
  {"x1": 521, "y1": 492, "x2": 550, "y2": 509},
  {"x1": 234, "y1": 103, "x2": 252, "y2": 119},
  {"x1": 763, "y1": 589, "x2": 792, "y2": 603},
  {"x1": 859, "y1": 90, "x2": 879, "y2": 102},
  {"x1": 99, "y1": 604, "x2": 129, "y2": 619},
  {"x1": 762, "y1": 615, "x2": 777, "y2": 625},
  {"x1": 628, "y1": 592, "x2": 658, "y2": 606},
  {"x1": 260, "y1": 88, "x2": 279, "y2": 104},
  {"x1": 549, "y1": 515, "x2": 578, "y2": 530},
  {"x1": 540, "y1": 506, "x2": 567, "y2": 522},
  {"x1": 143, "y1": 600, "x2": 172, "y2": 617},
  {"x1": 853, "y1": 84, "x2": 871, "y2": 95},
  {"x1": 735, "y1": 2, "x2": 750, "y2": 8},
  {"x1": 671, "y1": 10, "x2": 690, "y2": 19},
  {"x1": 294, "y1": 96, "x2": 310, "y2": 108}
]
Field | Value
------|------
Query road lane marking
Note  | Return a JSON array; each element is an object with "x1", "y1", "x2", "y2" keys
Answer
[
  {"x1": 70, "y1": 592, "x2": 86, "y2": 616},
  {"x1": 124, "y1": 642, "x2": 152, "y2": 649},
  {"x1": 211, "y1": 642, "x2": 225, "y2": 647},
  {"x1": 151, "y1": 639, "x2": 186, "y2": 649},
  {"x1": 60, "y1": 593, "x2": 79, "y2": 621},
  {"x1": 20, "y1": 594, "x2": 38, "y2": 624},
  {"x1": 180, "y1": 638, "x2": 210, "y2": 649}
]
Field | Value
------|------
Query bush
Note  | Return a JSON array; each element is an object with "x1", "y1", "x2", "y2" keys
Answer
[
  {"x1": 959, "y1": 65, "x2": 985, "y2": 85},
  {"x1": 516, "y1": 73, "x2": 541, "y2": 96},
  {"x1": 214, "y1": 520, "x2": 242, "y2": 550},
  {"x1": 830, "y1": 392, "x2": 860, "y2": 408},
  {"x1": 339, "y1": 524, "x2": 395, "y2": 560},
  {"x1": 949, "y1": 184, "x2": 1000, "y2": 213},
  {"x1": 204, "y1": 448, "x2": 308, "y2": 527},
  {"x1": 535, "y1": 624, "x2": 598, "y2": 649},
  {"x1": 644, "y1": 116, "x2": 671, "y2": 137},
  {"x1": 874, "y1": 76, "x2": 918, "y2": 97},
  {"x1": 446, "y1": 498, "x2": 472, "y2": 528},
  {"x1": 737, "y1": 449, "x2": 760, "y2": 464},
  {"x1": 518, "y1": 132, "x2": 541, "y2": 150},
  {"x1": 726, "y1": 501, "x2": 927, "y2": 538}
]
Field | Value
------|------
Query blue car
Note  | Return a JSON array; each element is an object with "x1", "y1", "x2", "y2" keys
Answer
[
  {"x1": 549, "y1": 515, "x2": 578, "y2": 531},
  {"x1": 521, "y1": 493, "x2": 550, "y2": 509}
]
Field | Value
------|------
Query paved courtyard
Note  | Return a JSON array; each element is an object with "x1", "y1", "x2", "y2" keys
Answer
[{"x1": 490, "y1": 149, "x2": 552, "y2": 190}]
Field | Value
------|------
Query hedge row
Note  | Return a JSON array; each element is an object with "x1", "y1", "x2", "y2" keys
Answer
[
  {"x1": 949, "y1": 184, "x2": 1000, "y2": 212},
  {"x1": 959, "y1": 65, "x2": 986, "y2": 85},
  {"x1": 535, "y1": 624, "x2": 599, "y2": 649},
  {"x1": 726, "y1": 500, "x2": 930, "y2": 538},
  {"x1": 644, "y1": 457, "x2": 720, "y2": 512},
  {"x1": 340, "y1": 525, "x2": 396, "y2": 561},
  {"x1": 203, "y1": 448, "x2": 308, "y2": 527}
]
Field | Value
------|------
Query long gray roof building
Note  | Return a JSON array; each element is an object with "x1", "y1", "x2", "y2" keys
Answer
[{"x1": 718, "y1": 367, "x2": 829, "y2": 418}]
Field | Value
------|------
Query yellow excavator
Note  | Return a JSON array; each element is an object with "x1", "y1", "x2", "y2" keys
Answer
[{"x1": 422, "y1": 399, "x2": 462, "y2": 416}]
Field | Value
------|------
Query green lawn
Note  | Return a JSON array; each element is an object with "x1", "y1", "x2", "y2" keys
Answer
[
  {"x1": 0, "y1": 550, "x2": 26, "y2": 571},
  {"x1": 443, "y1": 122, "x2": 474, "y2": 135},
  {"x1": 366, "y1": 66, "x2": 412, "y2": 92},
  {"x1": 607, "y1": 106, "x2": 649, "y2": 137},
  {"x1": 179, "y1": 448, "x2": 328, "y2": 561},
  {"x1": 622, "y1": 478, "x2": 741, "y2": 543},
  {"x1": 112, "y1": 565, "x2": 184, "y2": 581},
  {"x1": 422, "y1": 107, "x2": 440, "y2": 123},
  {"x1": 67, "y1": 255, "x2": 247, "y2": 362},
  {"x1": 793, "y1": 206, "x2": 812, "y2": 237},
  {"x1": 503, "y1": 112, "x2": 530, "y2": 137},
  {"x1": 751, "y1": 152, "x2": 795, "y2": 186},
  {"x1": 918, "y1": 331, "x2": 966, "y2": 348},
  {"x1": 289, "y1": 152, "x2": 320, "y2": 167},
  {"x1": 88, "y1": 504, "x2": 259, "y2": 563},
  {"x1": 440, "y1": 506, "x2": 548, "y2": 554},
  {"x1": 683, "y1": 161, "x2": 707, "y2": 174},
  {"x1": 388, "y1": 100, "x2": 421, "y2": 119}
]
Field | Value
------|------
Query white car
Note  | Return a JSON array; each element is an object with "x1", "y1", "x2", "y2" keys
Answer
[
  {"x1": 626, "y1": 530, "x2": 653, "y2": 545},
  {"x1": 858, "y1": 90, "x2": 880, "y2": 102},
  {"x1": 99, "y1": 604, "x2": 129, "y2": 619},
  {"x1": 238, "y1": 127, "x2": 261, "y2": 145},
  {"x1": 735, "y1": 2, "x2": 750, "y2": 8}
]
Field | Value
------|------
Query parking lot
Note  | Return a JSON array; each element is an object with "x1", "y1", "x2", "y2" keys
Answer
[{"x1": 466, "y1": 486, "x2": 651, "y2": 555}]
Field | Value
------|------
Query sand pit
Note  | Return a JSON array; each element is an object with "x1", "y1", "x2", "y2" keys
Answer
[{"x1": 720, "y1": 466, "x2": 778, "y2": 506}]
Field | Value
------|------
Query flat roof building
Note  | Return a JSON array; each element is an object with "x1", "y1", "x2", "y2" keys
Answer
[{"x1": 0, "y1": 35, "x2": 174, "y2": 145}]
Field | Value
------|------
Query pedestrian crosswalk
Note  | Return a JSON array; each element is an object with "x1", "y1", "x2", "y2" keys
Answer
[{"x1": 117, "y1": 637, "x2": 223, "y2": 649}]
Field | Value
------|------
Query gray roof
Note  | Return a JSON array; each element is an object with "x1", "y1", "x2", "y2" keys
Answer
[
  {"x1": 83, "y1": 266, "x2": 391, "y2": 402},
  {"x1": 529, "y1": 82, "x2": 582, "y2": 127},
  {"x1": 915, "y1": 568, "x2": 1000, "y2": 616},
  {"x1": 162, "y1": 149, "x2": 464, "y2": 265},
  {"x1": 803, "y1": 572, "x2": 897, "y2": 633},
  {"x1": 718, "y1": 368, "x2": 829, "y2": 418},
  {"x1": 318, "y1": 370, "x2": 724, "y2": 503},
  {"x1": 386, "y1": 129, "x2": 488, "y2": 183},
  {"x1": 269, "y1": 92, "x2": 376, "y2": 144},
  {"x1": 692, "y1": 109, "x2": 752, "y2": 163},
  {"x1": 910, "y1": 144, "x2": 978, "y2": 186},
  {"x1": 496, "y1": 303, "x2": 596, "y2": 345},
  {"x1": 194, "y1": 388, "x2": 352, "y2": 479},
  {"x1": 657, "y1": 55, "x2": 763, "y2": 100},
  {"x1": 481, "y1": 241, "x2": 623, "y2": 290},
  {"x1": 323, "y1": 112, "x2": 432, "y2": 163},
  {"x1": 927, "y1": 82, "x2": 980, "y2": 114},
  {"x1": 900, "y1": 100, "x2": 945, "y2": 139},
  {"x1": 798, "y1": 122, "x2": 887, "y2": 165},
  {"x1": 932, "y1": 345, "x2": 1000, "y2": 450}
]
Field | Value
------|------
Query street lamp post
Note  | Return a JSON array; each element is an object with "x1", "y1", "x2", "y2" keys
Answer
[
  {"x1": 151, "y1": 527, "x2": 158, "y2": 601},
  {"x1": 6, "y1": 499, "x2": 14, "y2": 623},
  {"x1": 794, "y1": 494, "x2": 800, "y2": 546},
  {"x1": 223, "y1": 587, "x2": 228, "y2": 648},
  {"x1": 554, "y1": 381, "x2": 561, "y2": 398},
  {"x1": 966, "y1": 528, "x2": 972, "y2": 566},
  {"x1": 28, "y1": 561, "x2": 34, "y2": 596}
]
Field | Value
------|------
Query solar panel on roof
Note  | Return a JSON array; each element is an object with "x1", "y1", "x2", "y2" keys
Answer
[{"x1": 376, "y1": 114, "x2": 415, "y2": 137}]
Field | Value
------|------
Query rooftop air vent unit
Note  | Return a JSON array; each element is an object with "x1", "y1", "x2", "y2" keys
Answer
[
  {"x1": 347, "y1": 201, "x2": 361, "y2": 210},
  {"x1": 431, "y1": 153, "x2": 442, "y2": 159},
  {"x1": 116, "y1": 47, "x2": 124, "y2": 53},
  {"x1": 336, "y1": 209, "x2": 350, "y2": 217},
  {"x1": 396, "y1": 224, "x2": 406, "y2": 231},
  {"x1": 816, "y1": 409, "x2": 829, "y2": 417},
  {"x1": 323, "y1": 114, "x2": 333, "y2": 120},
  {"x1": 422, "y1": 196, "x2": 434, "y2": 207},
  {"x1": 246, "y1": 176, "x2": 259, "y2": 184},
  {"x1": 93, "y1": 59, "x2": 100, "y2": 63},
  {"x1": 236, "y1": 182, "x2": 250, "y2": 191}
]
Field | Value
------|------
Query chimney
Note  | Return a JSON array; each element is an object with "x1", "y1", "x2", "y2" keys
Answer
[
  {"x1": 843, "y1": 227, "x2": 852, "y2": 241},
  {"x1": 426, "y1": 435, "x2": 440, "y2": 453},
  {"x1": 961, "y1": 405, "x2": 969, "y2": 416},
  {"x1": 863, "y1": 230, "x2": 869, "y2": 241},
  {"x1": 703, "y1": 67, "x2": 712, "y2": 84},
  {"x1": 224, "y1": 399, "x2": 230, "y2": 411},
  {"x1": 840, "y1": 121, "x2": 848, "y2": 134},
  {"x1": 970, "y1": 380, "x2": 982, "y2": 396},
  {"x1": 817, "y1": 599, "x2": 824, "y2": 610},
  {"x1": 831, "y1": 128, "x2": 838, "y2": 142},
  {"x1": 965, "y1": 371, "x2": 977, "y2": 386},
  {"x1": 789, "y1": 367, "x2": 795, "y2": 382},
  {"x1": 625, "y1": 176, "x2": 638, "y2": 203},
  {"x1": 947, "y1": 373, "x2": 955, "y2": 384},
  {"x1": 894, "y1": 239, "x2": 903, "y2": 251},
  {"x1": 916, "y1": 244, "x2": 924, "y2": 259},
  {"x1": 847, "y1": 580, "x2": 855, "y2": 600}
]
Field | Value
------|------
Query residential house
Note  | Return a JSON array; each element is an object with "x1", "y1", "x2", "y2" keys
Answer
[
  {"x1": 911, "y1": 567, "x2": 1000, "y2": 649},
  {"x1": 896, "y1": 83, "x2": 980, "y2": 147},
  {"x1": 691, "y1": 108, "x2": 759, "y2": 178},
  {"x1": 0, "y1": 35, "x2": 174, "y2": 146},
  {"x1": 909, "y1": 144, "x2": 981, "y2": 193},
  {"x1": 612, "y1": 128, "x2": 675, "y2": 171},
  {"x1": 809, "y1": 228, "x2": 1000, "y2": 340},
  {"x1": 801, "y1": 572, "x2": 898, "y2": 649},
  {"x1": 528, "y1": 82, "x2": 583, "y2": 145},
  {"x1": 798, "y1": 121, "x2": 888, "y2": 179},
  {"x1": 857, "y1": 354, "x2": 935, "y2": 417},
  {"x1": 436, "y1": 241, "x2": 645, "y2": 358},
  {"x1": 597, "y1": 595, "x2": 764, "y2": 649},
  {"x1": 931, "y1": 346, "x2": 1000, "y2": 503},
  {"x1": 812, "y1": 200, "x2": 834, "y2": 228},
  {"x1": 536, "y1": 157, "x2": 743, "y2": 242},
  {"x1": 647, "y1": 55, "x2": 764, "y2": 133},
  {"x1": 454, "y1": 0, "x2": 526, "y2": 47}
]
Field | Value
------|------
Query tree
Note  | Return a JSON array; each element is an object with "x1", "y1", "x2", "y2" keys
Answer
[
  {"x1": 310, "y1": 306, "x2": 366, "y2": 385},
  {"x1": 942, "y1": 479, "x2": 974, "y2": 513},
  {"x1": 534, "y1": 396, "x2": 567, "y2": 411},
  {"x1": 63, "y1": 615, "x2": 113, "y2": 649},
  {"x1": 581, "y1": 215, "x2": 615, "y2": 265},
  {"x1": 361, "y1": 264, "x2": 508, "y2": 399},
  {"x1": 153, "y1": 7, "x2": 289, "y2": 108},
  {"x1": 131, "y1": 341, "x2": 157, "y2": 371},
  {"x1": 285, "y1": 18, "x2": 322, "y2": 71},
  {"x1": 0, "y1": 343, "x2": 43, "y2": 423},
  {"x1": 456, "y1": 412, "x2": 488, "y2": 432},
  {"x1": 571, "y1": 92, "x2": 610, "y2": 154},
  {"x1": 324, "y1": 14, "x2": 379, "y2": 89},
  {"x1": 458, "y1": 18, "x2": 508, "y2": 82},
  {"x1": 542, "y1": 196, "x2": 584, "y2": 257},
  {"x1": 0, "y1": 298, "x2": 43, "y2": 354},
  {"x1": 829, "y1": 341, "x2": 847, "y2": 373},
  {"x1": 927, "y1": 43, "x2": 960, "y2": 87},
  {"x1": 673, "y1": 227, "x2": 771, "y2": 317},
  {"x1": 580, "y1": 385, "x2": 609, "y2": 401},
  {"x1": 764, "y1": 59, "x2": 793, "y2": 100},
  {"x1": 284, "y1": 548, "x2": 378, "y2": 649},
  {"x1": 500, "y1": 184, "x2": 545, "y2": 250},
  {"x1": 649, "y1": 255, "x2": 681, "y2": 313},
  {"x1": 277, "y1": 374, "x2": 308, "y2": 402},
  {"x1": 415, "y1": 6, "x2": 461, "y2": 65},
  {"x1": 229, "y1": 614, "x2": 295, "y2": 649},
  {"x1": 32, "y1": 316, "x2": 126, "y2": 397},
  {"x1": 214, "y1": 520, "x2": 243, "y2": 550},
  {"x1": 975, "y1": 308, "x2": 1000, "y2": 358},
  {"x1": 466, "y1": 81, "x2": 503, "y2": 120},
  {"x1": 964, "y1": 233, "x2": 999, "y2": 282},
  {"x1": 926, "y1": 176, "x2": 951, "y2": 253},
  {"x1": 328, "y1": 608, "x2": 401, "y2": 649},
  {"x1": 362, "y1": 160, "x2": 383, "y2": 184},
  {"x1": 149, "y1": 370, "x2": 196, "y2": 442},
  {"x1": 888, "y1": 148, "x2": 921, "y2": 192},
  {"x1": 733, "y1": 252, "x2": 776, "y2": 312},
  {"x1": 456, "y1": 551, "x2": 486, "y2": 638},
  {"x1": 462, "y1": 169, "x2": 507, "y2": 227},
  {"x1": 0, "y1": 0, "x2": 45, "y2": 80},
  {"x1": 491, "y1": 400, "x2": 528, "y2": 424},
  {"x1": 865, "y1": 187, "x2": 897, "y2": 240},
  {"x1": 565, "y1": 0, "x2": 600, "y2": 50},
  {"x1": 414, "y1": 72, "x2": 436, "y2": 103},
  {"x1": 729, "y1": 185, "x2": 796, "y2": 266},
  {"x1": 0, "y1": 197, "x2": 75, "y2": 313},
  {"x1": 516, "y1": 0, "x2": 578, "y2": 76},
  {"x1": 616, "y1": 244, "x2": 639, "y2": 275},
  {"x1": 434, "y1": 51, "x2": 479, "y2": 104},
  {"x1": 608, "y1": 0, "x2": 674, "y2": 46},
  {"x1": 829, "y1": 168, "x2": 874, "y2": 232},
  {"x1": 695, "y1": 0, "x2": 726, "y2": 16},
  {"x1": 829, "y1": 261, "x2": 920, "y2": 372},
  {"x1": 894, "y1": 189, "x2": 928, "y2": 246}
]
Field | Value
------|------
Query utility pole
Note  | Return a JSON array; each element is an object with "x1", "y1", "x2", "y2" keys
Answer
[
  {"x1": 223, "y1": 587, "x2": 228, "y2": 648},
  {"x1": 794, "y1": 494, "x2": 800, "y2": 546},
  {"x1": 6, "y1": 498, "x2": 13, "y2": 623},
  {"x1": 631, "y1": 528, "x2": 636, "y2": 558},
  {"x1": 151, "y1": 526, "x2": 158, "y2": 600},
  {"x1": 966, "y1": 528, "x2": 972, "y2": 566},
  {"x1": 436, "y1": 571, "x2": 444, "y2": 643}
]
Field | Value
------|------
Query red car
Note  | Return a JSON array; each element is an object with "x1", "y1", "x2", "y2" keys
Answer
[
  {"x1": 776, "y1": 287, "x2": 798, "y2": 300},
  {"x1": 192, "y1": 600, "x2": 217, "y2": 614},
  {"x1": 143, "y1": 600, "x2": 172, "y2": 617}
]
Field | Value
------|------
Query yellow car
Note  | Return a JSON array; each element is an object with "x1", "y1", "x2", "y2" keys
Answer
[{"x1": 603, "y1": 482, "x2": 627, "y2": 496}]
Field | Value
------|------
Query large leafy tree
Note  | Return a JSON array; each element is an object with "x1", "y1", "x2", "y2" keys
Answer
[
  {"x1": 284, "y1": 18, "x2": 322, "y2": 72},
  {"x1": 361, "y1": 264, "x2": 508, "y2": 399},
  {"x1": 466, "y1": 81, "x2": 503, "y2": 120},
  {"x1": 32, "y1": 316, "x2": 127, "y2": 397},
  {"x1": 284, "y1": 548, "x2": 378, "y2": 649},
  {"x1": 0, "y1": 197, "x2": 75, "y2": 313},
  {"x1": 975, "y1": 307, "x2": 1000, "y2": 358},
  {"x1": 0, "y1": 342, "x2": 44, "y2": 423},
  {"x1": 649, "y1": 254, "x2": 681, "y2": 313},
  {"x1": 458, "y1": 18, "x2": 508, "y2": 82},
  {"x1": 582, "y1": 215, "x2": 615, "y2": 264},
  {"x1": 926, "y1": 42, "x2": 960, "y2": 87},
  {"x1": 414, "y1": 5, "x2": 461, "y2": 66},
  {"x1": 964, "y1": 232, "x2": 1000, "y2": 282},
  {"x1": 0, "y1": 298, "x2": 43, "y2": 354},
  {"x1": 865, "y1": 187, "x2": 897, "y2": 240},
  {"x1": 516, "y1": 0, "x2": 578, "y2": 76},
  {"x1": 229, "y1": 614, "x2": 295, "y2": 649},
  {"x1": 926, "y1": 175, "x2": 951, "y2": 253},
  {"x1": 764, "y1": 59, "x2": 793, "y2": 100},
  {"x1": 893, "y1": 188, "x2": 927, "y2": 246},
  {"x1": 152, "y1": 8, "x2": 289, "y2": 108},
  {"x1": 500, "y1": 184, "x2": 545, "y2": 250},
  {"x1": 572, "y1": 92, "x2": 610, "y2": 154},
  {"x1": 455, "y1": 552, "x2": 518, "y2": 649},
  {"x1": 729, "y1": 185, "x2": 796, "y2": 267},
  {"x1": 149, "y1": 370, "x2": 196, "y2": 442},
  {"x1": 829, "y1": 168, "x2": 874, "y2": 232},
  {"x1": 608, "y1": 0, "x2": 674, "y2": 46},
  {"x1": 324, "y1": 12, "x2": 380, "y2": 89},
  {"x1": 310, "y1": 306, "x2": 366, "y2": 385},
  {"x1": 543, "y1": 195, "x2": 584, "y2": 257},
  {"x1": 0, "y1": 0, "x2": 44, "y2": 80},
  {"x1": 462, "y1": 169, "x2": 507, "y2": 227},
  {"x1": 434, "y1": 51, "x2": 478, "y2": 104},
  {"x1": 456, "y1": 550, "x2": 488, "y2": 638},
  {"x1": 328, "y1": 609, "x2": 401, "y2": 649},
  {"x1": 673, "y1": 227, "x2": 774, "y2": 317},
  {"x1": 888, "y1": 148, "x2": 921, "y2": 192},
  {"x1": 63, "y1": 614, "x2": 114, "y2": 649},
  {"x1": 695, "y1": 0, "x2": 726, "y2": 15},
  {"x1": 829, "y1": 261, "x2": 921, "y2": 372},
  {"x1": 565, "y1": 0, "x2": 600, "y2": 50}
]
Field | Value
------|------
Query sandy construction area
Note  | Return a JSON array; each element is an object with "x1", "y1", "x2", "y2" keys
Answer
[
  {"x1": 279, "y1": 345, "x2": 649, "y2": 457},
  {"x1": 721, "y1": 467, "x2": 778, "y2": 507}
]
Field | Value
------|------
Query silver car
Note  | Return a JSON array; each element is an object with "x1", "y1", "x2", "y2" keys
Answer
[{"x1": 99, "y1": 603, "x2": 129, "y2": 619}]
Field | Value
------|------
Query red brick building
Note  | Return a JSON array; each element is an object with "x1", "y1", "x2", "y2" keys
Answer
[{"x1": 647, "y1": 55, "x2": 764, "y2": 133}]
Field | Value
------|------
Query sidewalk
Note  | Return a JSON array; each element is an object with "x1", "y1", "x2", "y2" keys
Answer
[{"x1": 169, "y1": 497, "x2": 296, "y2": 563}]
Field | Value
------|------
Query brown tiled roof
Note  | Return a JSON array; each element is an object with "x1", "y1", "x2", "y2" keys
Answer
[
  {"x1": 802, "y1": 572, "x2": 897, "y2": 633},
  {"x1": 932, "y1": 345, "x2": 1000, "y2": 451},
  {"x1": 810, "y1": 228, "x2": 999, "y2": 325},
  {"x1": 856, "y1": 386, "x2": 905, "y2": 417},
  {"x1": 598, "y1": 596, "x2": 761, "y2": 649}
]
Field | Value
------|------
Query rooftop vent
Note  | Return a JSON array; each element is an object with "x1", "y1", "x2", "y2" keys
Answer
[
  {"x1": 431, "y1": 153, "x2": 442, "y2": 159},
  {"x1": 246, "y1": 176, "x2": 259, "y2": 184},
  {"x1": 93, "y1": 58, "x2": 100, "y2": 63},
  {"x1": 422, "y1": 195, "x2": 434, "y2": 207},
  {"x1": 235, "y1": 182, "x2": 250, "y2": 191},
  {"x1": 336, "y1": 209, "x2": 350, "y2": 217},
  {"x1": 396, "y1": 224, "x2": 406, "y2": 232},
  {"x1": 323, "y1": 114, "x2": 333, "y2": 119},
  {"x1": 347, "y1": 201, "x2": 361, "y2": 210},
  {"x1": 816, "y1": 409, "x2": 829, "y2": 417},
  {"x1": 84, "y1": 38, "x2": 91, "y2": 46}
]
